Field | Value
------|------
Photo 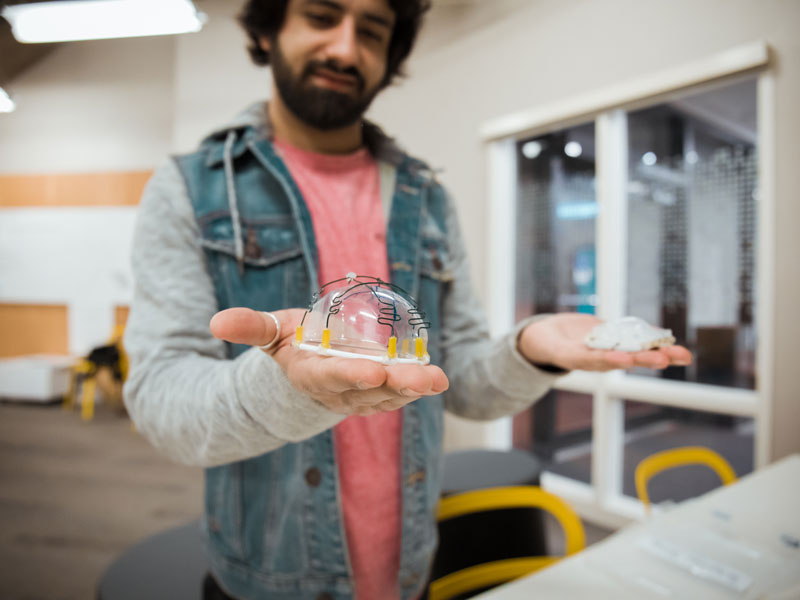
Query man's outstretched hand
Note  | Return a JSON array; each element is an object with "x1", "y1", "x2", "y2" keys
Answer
[
  {"x1": 518, "y1": 313, "x2": 693, "y2": 372},
  {"x1": 209, "y1": 307, "x2": 449, "y2": 416}
]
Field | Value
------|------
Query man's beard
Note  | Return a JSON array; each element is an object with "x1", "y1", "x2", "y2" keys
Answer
[{"x1": 270, "y1": 39, "x2": 381, "y2": 131}]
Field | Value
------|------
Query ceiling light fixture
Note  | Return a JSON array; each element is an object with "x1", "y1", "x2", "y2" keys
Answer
[
  {"x1": 1, "y1": 0, "x2": 206, "y2": 44},
  {"x1": 521, "y1": 140, "x2": 543, "y2": 159},
  {"x1": 0, "y1": 88, "x2": 16, "y2": 113},
  {"x1": 564, "y1": 141, "x2": 582, "y2": 158}
]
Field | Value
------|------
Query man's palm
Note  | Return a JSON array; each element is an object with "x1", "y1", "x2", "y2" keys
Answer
[
  {"x1": 210, "y1": 308, "x2": 449, "y2": 416},
  {"x1": 519, "y1": 313, "x2": 693, "y2": 372}
]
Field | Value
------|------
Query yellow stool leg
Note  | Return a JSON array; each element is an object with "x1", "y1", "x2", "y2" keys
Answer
[
  {"x1": 63, "y1": 374, "x2": 77, "y2": 411},
  {"x1": 81, "y1": 376, "x2": 96, "y2": 421}
]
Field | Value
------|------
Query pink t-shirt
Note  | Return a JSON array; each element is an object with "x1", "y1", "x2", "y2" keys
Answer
[{"x1": 274, "y1": 139, "x2": 402, "y2": 600}]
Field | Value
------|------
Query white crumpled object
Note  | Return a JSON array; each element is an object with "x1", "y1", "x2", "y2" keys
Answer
[{"x1": 584, "y1": 316, "x2": 675, "y2": 352}]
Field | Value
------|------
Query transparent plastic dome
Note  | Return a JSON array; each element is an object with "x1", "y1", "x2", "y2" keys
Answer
[{"x1": 294, "y1": 274, "x2": 430, "y2": 365}]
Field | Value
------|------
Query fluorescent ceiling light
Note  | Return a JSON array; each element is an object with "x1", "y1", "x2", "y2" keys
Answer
[
  {"x1": 2, "y1": 0, "x2": 206, "y2": 44},
  {"x1": 0, "y1": 88, "x2": 15, "y2": 113}
]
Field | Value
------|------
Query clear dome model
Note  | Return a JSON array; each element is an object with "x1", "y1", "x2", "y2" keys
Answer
[{"x1": 294, "y1": 273, "x2": 430, "y2": 365}]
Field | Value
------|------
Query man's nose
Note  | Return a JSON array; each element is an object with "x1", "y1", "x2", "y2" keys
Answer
[{"x1": 324, "y1": 18, "x2": 359, "y2": 66}]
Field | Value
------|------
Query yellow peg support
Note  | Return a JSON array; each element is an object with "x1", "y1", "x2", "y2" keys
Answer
[
  {"x1": 401, "y1": 338, "x2": 410, "y2": 356},
  {"x1": 295, "y1": 325, "x2": 304, "y2": 345},
  {"x1": 415, "y1": 337, "x2": 426, "y2": 360},
  {"x1": 321, "y1": 328, "x2": 331, "y2": 349},
  {"x1": 388, "y1": 336, "x2": 398, "y2": 359}
]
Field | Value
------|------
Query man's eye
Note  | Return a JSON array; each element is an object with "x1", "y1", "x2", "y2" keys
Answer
[
  {"x1": 306, "y1": 12, "x2": 335, "y2": 26},
  {"x1": 359, "y1": 28, "x2": 385, "y2": 43}
]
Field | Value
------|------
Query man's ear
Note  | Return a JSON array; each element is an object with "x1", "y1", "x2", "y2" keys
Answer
[{"x1": 258, "y1": 36, "x2": 271, "y2": 53}]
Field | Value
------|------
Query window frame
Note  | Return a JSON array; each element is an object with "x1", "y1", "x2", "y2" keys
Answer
[{"x1": 482, "y1": 41, "x2": 773, "y2": 528}]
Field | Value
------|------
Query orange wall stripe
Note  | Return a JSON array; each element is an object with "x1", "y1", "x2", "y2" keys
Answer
[
  {"x1": 0, "y1": 171, "x2": 153, "y2": 208},
  {"x1": 0, "y1": 304, "x2": 69, "y2": 358}
]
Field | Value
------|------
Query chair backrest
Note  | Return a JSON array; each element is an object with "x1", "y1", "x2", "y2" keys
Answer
[
  {"x1": 635, "y1": 446, "x2": 737, "y2": 513},
  {"x1": 429, "y1": 485, "x2": 585, "y2": 600}
]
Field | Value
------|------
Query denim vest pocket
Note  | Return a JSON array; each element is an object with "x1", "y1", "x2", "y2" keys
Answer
[
  {"x1": 199, "y1": 214, "x2": 302, "y2": 267},
  {"x1": 198, "y1": 215, "x2": 310, "y2": 312}
]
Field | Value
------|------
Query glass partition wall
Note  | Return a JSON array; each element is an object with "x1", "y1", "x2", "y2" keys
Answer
[{"x1": 491, "y1": 58, "x2": 768, "y2": 525}]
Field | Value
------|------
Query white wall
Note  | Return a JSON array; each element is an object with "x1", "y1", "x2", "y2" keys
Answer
[
  {"x1": 0, "y1": 35, "x2": 177, "y2": 355},
  {"x1": 0, "y1": 36, "x2": 175, "y2": 173},
  {"x1": 0, "y1": 208, "x2": 137, "y2": 354},
  {"x1": 172, "y1": 0, "x2": 270, "y2": 152}
]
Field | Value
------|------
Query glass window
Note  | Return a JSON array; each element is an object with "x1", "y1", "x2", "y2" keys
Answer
[
  {"x1": 621, "y1": 400, "x2": 753, "y2": 504},
  {"x1": 626, "y1": 78, "x2": 758, "y2": 389},
  {"x1": 513, "y1": 122, "x2": 596, "y2": 482},
  {"x1": 513, "y1": 390, "x2": 594, "y2": 485},
  {"x1": 514, "y1": 122, "x2": 597, "y2": 320}
]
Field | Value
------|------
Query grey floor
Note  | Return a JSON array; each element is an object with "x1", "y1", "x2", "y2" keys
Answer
[
  {"x1": 0, "y1": 402, "x2": 204, "y2": 600},
  {"x1": 0, "y1": 402, "x2": 612, "y2": 600}
]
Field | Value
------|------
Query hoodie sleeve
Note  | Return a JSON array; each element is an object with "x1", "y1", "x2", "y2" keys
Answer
[
  {"x1": 123, "y1": 160, "x2": 344, "y2": 467},
  {"x1": 438, "y1": 188, "x2": 565, "y2": 419}
]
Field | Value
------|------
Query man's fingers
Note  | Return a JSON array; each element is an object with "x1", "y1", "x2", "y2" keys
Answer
[
  {"x1": 210, "y1": 308, "x2": 271, "y2": 346},
  {"x1": 288, "y1": 355, "x2": 448, "y2": 403},
  {"x1": 294, "y1": 355, "x2": 387, "y2": 395},
  {"x1": 558, "y1": 346, "x2": 632, "y2": 371},
  {"x1": 630, "y1": 346, "x2": 693, "y2": 369},
  {"x1": 384, "y1": 364, "x2": 449, "y2": 397},
  {"x1": 210, "y1": 307, "x2": 304, "y2": 349},
  {"x1": 664, "y1": 345, "x2": 693, "y2": 365},
  {"x1": 569, "y1": 344, "x2": 693, "y2": 371},
  {"x1": 340, "y1": 366, "x2": 448, "y2": 407},
  {"x1": 630, "y1": 350, "x2": 670, "y2": 369}
]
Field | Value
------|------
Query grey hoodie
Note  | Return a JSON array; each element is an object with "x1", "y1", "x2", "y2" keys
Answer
[{"x1": 122, "y1": 103, "x2": 562, "y2": 467}]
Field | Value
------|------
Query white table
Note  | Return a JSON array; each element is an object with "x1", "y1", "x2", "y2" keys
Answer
[
  {"x1": 0, "y1": 354, "x2": 75, "y2": 402},
  {"x1": 479, "y1": 455, "x2": 800, "y2": 599}
]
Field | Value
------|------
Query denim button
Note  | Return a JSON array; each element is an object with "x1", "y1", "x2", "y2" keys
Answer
[
  {"x1": 316, "y1": 593, "x2": 334, "y2": 600},
  {"x1": 305, "y1": 466, "x2": 322, "y2": 487},
  {"x1": 406, "y1": 470, "x2": 425, "y2": 485},
  {"x1": 245, "y1": 228, "x2": 262, "y2": 259}
]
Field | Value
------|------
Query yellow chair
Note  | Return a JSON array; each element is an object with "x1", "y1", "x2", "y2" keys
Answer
[
  {"x1": 64, "y1": 357, "x2": 99, "y2": 420},
  {"x1": 63, "y1": 324, "x2": 128, "y2": 421},
  {"x1": 429, "y1": 486, "x2": 586, "y2": 600},
  {"x1": 635, "y1": 446, "x2": 737, "y2": 513}
]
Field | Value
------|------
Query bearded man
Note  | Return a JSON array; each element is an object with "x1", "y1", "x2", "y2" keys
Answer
[{"x1": 123, "y1": 1, "x2": 692, "y2": 598}]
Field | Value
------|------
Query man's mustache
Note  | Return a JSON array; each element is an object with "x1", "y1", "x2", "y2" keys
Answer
[{"x1": 303, "y1": 60, "x2": 365, "y2": 93}]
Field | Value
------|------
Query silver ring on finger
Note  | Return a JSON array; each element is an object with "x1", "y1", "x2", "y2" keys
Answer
[{"x1": 257, "y1": 312, "x2": 281, "y2": 350}]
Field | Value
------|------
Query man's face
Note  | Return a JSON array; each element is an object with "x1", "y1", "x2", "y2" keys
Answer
[{"x1": 263, "y1": 0, "x2": 396, "y2": 130}]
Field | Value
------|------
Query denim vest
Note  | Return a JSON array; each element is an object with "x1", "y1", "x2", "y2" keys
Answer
[{"x1": 174, "y1": 126, "x2": 451, "y2": 600}]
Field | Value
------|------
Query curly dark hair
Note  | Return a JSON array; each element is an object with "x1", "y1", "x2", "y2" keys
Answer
[{"x1": 238, "y1": 0, "x2": 431, "y2": 89}]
